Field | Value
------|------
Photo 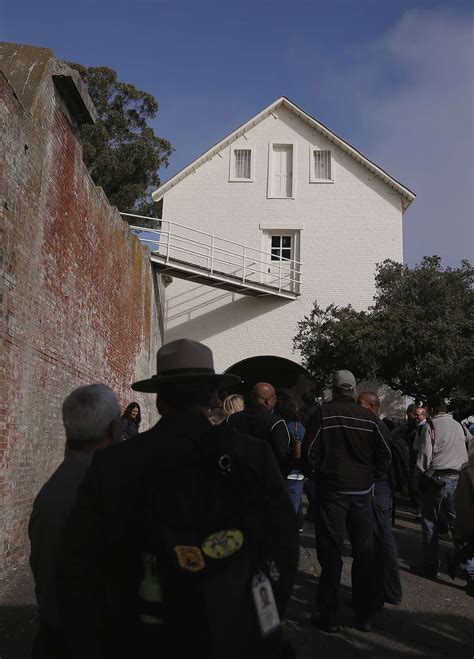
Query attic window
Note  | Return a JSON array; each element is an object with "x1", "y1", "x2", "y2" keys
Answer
[
  {"x1": 310, "y1": 149, "x2": 332, "y2": 182},
  {"x1": 229, "y1": 147, "x2": 253, "y2": 182}
]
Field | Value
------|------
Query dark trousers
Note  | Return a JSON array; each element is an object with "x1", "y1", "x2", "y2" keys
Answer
[
  {"x1": 314, "y1": 487, "x2": 376, "y2": 620},
  {"x1": 32, "y1": 620, "x2": 72, "y2": 659},
  {"x1": 373, "y1": 480, "x2": 402, "y2": 605},
  {"x1": 420, "y1": 475, "x2": 457, "y2": 569},
  {"x1": 303, "y1": 478, "x2": 316, "y2": 519}
]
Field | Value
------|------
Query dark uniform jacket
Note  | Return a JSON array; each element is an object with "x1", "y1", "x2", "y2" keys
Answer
[
  {"x1": 29, "y1": 450, "x2": 92, "y2": 629},
  {"x1": 302, "y1": 395, "x2": 392, "y2": 492},
  {"x1": 58, "y1": 411, "x2": 298, "y2": 659},
  {"x1": 227, "y1": 403, "x2": 291, "y2": 476}
]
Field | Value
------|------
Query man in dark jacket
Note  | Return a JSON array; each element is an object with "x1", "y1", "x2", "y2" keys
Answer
[
  {"x1": 227, "y1": 381, "x2": 292, "y2": 476},
  {"x1": 448, "y1": 450, "x2": 474, "y2": 595},
  {"x1": 28, "y1": 384, "x2": 121, "y2": 658},
  {"x1": 302, "y1": 371, "x2": 391, "y2": 633},
  {"x1": 58, "y1": 340, "x2": 299, "y2": 659},
  {"x1": 358, "y1": 391, "x2": 402, "y2": 607},
  {"x1": 299, "y1": 390, "x2": 319, "y2": 429}
]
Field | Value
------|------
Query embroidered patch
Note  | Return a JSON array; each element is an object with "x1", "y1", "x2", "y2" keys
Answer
[
  {"x1": 202, "y1": 529, "x2": 244, "y2": 559},
  {"x1": 174, "y1": 545, "x2": 205, "y2": 572}
]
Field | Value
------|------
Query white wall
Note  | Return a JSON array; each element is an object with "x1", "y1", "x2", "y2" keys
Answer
[{"x1": 160, "y1": 105, "x2": 403, "y2": 373}]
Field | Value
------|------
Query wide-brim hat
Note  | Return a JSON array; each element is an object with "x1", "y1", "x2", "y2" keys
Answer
[{"x1": 131, "y1": 339, "x2": 242, "y2": 392}]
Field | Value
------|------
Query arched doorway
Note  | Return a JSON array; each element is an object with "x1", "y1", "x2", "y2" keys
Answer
[{"x1": 221, "y1": 355, "x2": 313, "y2": 402}]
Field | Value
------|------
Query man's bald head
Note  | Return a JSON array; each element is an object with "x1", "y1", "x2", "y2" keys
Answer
[
  {"x1": 357, "y1": 391, "x2": 380, "y2": 416},
  {"x1": 252, "y1": 382, "x2": 277, "y2": 410}
]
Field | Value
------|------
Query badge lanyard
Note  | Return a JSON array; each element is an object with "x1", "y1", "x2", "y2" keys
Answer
[{"x1": 251, "y1": 571, "x2": 281, "y2": 637}]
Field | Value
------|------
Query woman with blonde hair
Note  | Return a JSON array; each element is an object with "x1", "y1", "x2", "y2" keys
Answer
[{"x1": 223, "y1": 393, "x2": 245, "y2": 418}]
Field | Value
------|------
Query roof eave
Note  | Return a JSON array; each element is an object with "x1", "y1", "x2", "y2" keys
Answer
[{"x1": 152, "y1": 96, "x2": 415, "y2": 209}]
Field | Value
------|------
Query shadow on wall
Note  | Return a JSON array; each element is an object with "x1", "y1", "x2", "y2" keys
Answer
[{"x1": 165, "y1": 284, "x2": 293, "y2": 343}]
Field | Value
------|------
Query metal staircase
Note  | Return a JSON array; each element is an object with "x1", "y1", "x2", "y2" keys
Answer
[{"x1": 122, "y1": 213, "x2": 301, "y2": 300}]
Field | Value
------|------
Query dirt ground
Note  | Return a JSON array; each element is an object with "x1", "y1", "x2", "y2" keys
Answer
[{"x1": 1, "y1": 495, "x2": 473, "y2": 659}]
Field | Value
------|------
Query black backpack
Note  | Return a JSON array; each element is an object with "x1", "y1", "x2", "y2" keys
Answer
[
  {"x1": 387, "y1": 431, "x2": 410, "y2": 493},
  {"x1": 135, "y1": 423, "x2": 295, "y2": 659}
]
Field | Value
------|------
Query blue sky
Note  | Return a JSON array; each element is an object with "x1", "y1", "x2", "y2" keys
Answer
[{"x1": 3, "y1": 0, "x2": 473, "y2": 266}]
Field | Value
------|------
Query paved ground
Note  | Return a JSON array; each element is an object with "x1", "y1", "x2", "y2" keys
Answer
[{"x1": 1, "y1": 497, "x2": 473, "y2": 658}]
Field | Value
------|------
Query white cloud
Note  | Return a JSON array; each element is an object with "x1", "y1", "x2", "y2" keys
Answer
[{"x1": 349, "y1": 8, "x2": 474, "y2": 266}]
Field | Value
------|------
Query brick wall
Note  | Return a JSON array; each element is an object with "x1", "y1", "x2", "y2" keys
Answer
[{"x1": 0, "y1": 46, "x2": 163, "y2": 575}]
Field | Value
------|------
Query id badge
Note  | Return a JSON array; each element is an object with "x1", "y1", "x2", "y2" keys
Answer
[{"x1": 251, "y1": 571, "x2": 281, "y2": 637}]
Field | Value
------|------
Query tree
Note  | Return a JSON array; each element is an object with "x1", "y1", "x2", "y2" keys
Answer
[
  {"x1": 68, "y1": 63, "x2": 173, "y2": 224},
  {"x1": 292, "y1": 304, "x2": 375, "y2": 396},
  {"x1": 294, "y1": 257, "x2": 474, "y2": 416}
]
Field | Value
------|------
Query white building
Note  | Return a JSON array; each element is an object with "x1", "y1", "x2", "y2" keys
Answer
[{"x1": 149, "y1": 97, "x2": 415, "y2": 380}]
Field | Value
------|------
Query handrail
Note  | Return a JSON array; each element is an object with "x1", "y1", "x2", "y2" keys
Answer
[
  {"x1": 123, "y1": 213, "x2": 303, "y2": 265},
  {"x1": 134, "y1": 229, "x2": 299, "y2": 274},
  {"x1": 124, "y1": 213, "x2": 302, "y2": 293},
  {"x1": 126, "y1": 217, "x2": 302, "y2": 267}
]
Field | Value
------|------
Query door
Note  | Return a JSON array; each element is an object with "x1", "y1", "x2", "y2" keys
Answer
[
  {"x1": 264, "y1": 231, "x2": 298, "y2": 291},
  {"x1": 270, "y1": 145, "x2": 293, "y2": 198}
]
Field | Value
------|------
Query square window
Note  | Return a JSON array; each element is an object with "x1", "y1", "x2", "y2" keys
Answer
[
  {"x1": 269, "y1": 235, "x2": 293, "y2": 261},
  {"x1": 230, "y1": 147, "x2": 253, "y2": 181},
  {"x1": 310, "y1": 149, "x2": 332, "y2": 182}
]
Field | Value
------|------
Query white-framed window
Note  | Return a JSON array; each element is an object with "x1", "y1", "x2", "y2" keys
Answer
[
  {"x1": 270, "y1": 234, "x2": 293, "y2": 263},
  {"x1": 267, "y1": 143, "x2": 295, "y2": 198},
  {"x1": 310, "y1": 148, "x2": 332, "y2": 182},
  {"x1": 229, "y1": 146, "x2": 254, "y2": 182}
]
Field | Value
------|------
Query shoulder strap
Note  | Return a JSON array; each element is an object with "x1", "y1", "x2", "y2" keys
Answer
[
  {"x1": 459, "y1": 421, "x2": 469, "y2": 437},
  {"x1": 427, "y1": 418, "x2": 436, "y2": 446}
]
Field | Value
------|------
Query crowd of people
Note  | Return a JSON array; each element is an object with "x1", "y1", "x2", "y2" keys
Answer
[{"x1": 27, "y1": 338, "x2": 474, "y2": 658}]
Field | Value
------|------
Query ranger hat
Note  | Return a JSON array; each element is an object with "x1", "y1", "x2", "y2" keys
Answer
[
  {"x1": 332, "y1": 369, "x2": 357, "y2": 391},
  {"x1": 131, "y1": 339, "x2": 242, "y2": 392}
]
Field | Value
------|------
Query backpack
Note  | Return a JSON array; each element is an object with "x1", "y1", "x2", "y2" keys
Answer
[
  {"x1": 387, "y1": 431, "x2": 410, "y2": 493},
  {"x1": 136, "y1": 423, "x2": 294, "y2": 659}
]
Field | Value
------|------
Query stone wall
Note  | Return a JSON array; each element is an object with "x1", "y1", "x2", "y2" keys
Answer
[{"x1": 0, "y1": 44, "x2": 163, "y2": 575}]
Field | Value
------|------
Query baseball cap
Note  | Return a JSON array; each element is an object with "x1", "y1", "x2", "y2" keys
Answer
[{"x1": 332, "y1": 370, "x2": 356, "y2": 390}]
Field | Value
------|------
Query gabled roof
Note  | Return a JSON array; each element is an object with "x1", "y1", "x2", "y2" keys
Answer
[{"x1": 152, "y1": 96, "x2": 415, "y2": 211}]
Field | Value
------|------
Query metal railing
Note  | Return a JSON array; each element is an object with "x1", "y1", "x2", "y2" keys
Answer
[{"x1": 121, "y1": 213, "x2": 302, "y2": 294}]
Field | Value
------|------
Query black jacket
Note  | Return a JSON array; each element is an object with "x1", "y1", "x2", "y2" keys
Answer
[
  {"x1": 226, "y1": 404, "x2": 291, "y2": 476},
  {"x1": 29, "y1": 450, "x2": 92, "y2": 629},
  {"x1": 302, "y1": 396, "x2": 392, "y2": 492},
  {"x1": 58, "y1": 412, "x2": 298, "y2": 659},
  {"x1": 120, "y1": 417, "x2": 139, "y2": 441}
]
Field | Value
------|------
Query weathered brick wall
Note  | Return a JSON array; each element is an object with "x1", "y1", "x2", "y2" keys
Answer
[{"x1": 0, "y1": 48, "x2": 163, "y2": 575}]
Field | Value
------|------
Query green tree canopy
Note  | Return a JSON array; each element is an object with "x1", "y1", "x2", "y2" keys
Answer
[
  {"x1": 68, "y1": 63, "x2": 173, "y2": 222},
  {"x1": 294, "y1": 257, "x2": 474, "y2": 416}
]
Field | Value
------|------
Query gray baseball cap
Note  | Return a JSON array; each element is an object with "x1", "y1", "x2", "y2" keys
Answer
[{"x1": 332, "y1": 369, "x2": 356, "y2": 390}]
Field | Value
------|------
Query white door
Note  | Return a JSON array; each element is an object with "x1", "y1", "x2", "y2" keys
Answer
[
  {"x1": 270, "y1": 145, "x2": 293, "y2": 198},
  {"x1": 264, "y1": 232, "x2": 299, "y2": 291}
]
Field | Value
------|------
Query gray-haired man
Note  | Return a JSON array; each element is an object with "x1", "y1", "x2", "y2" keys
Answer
[{"x1": 29, "y1": 384, "x2": 121, "y2": 659}]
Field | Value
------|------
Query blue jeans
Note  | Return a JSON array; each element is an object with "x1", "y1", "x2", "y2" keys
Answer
[
  {"x1": 287, "y1": 476, "x2": 305, "y2": 516},
  {"x1": 420, "y1": 475, "x2": 458, "y2": 569},
  {"x1": 373, "y1": 480, "x2": 402, "y2": 605},
  {"x1": 314, "y1": 486, "x2": 376, "y2": 620}
]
